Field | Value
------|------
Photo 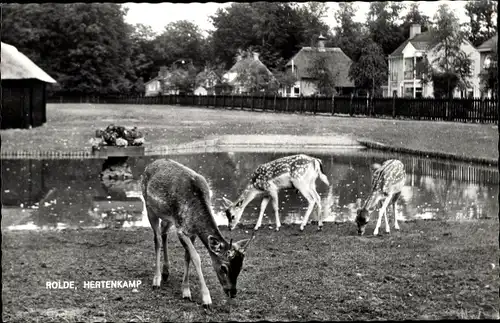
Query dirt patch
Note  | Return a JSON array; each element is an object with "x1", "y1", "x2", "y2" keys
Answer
[{"x1": 2, "y1": 220, "x2": 499, "y2": 322}]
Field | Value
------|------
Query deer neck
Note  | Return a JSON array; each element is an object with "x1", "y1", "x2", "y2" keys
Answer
[
  {"x1": 238, "y1": 184, "x2": 261, "y2": 208},
  {"x1": 194, "y1": 202, "x2": 229, "y2": 255}
]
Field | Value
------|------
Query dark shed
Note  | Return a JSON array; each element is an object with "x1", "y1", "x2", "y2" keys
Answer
[{"x1": 1, "y1": 42, "x2": 57, "y2": 129}]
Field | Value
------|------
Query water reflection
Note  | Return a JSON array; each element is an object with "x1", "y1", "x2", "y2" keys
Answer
[{"x1": 1, "y1": 151, "x2": 498, "y2": 231}]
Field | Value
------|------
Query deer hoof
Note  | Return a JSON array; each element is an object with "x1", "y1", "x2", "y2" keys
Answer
[
  {"x1": 203, "y1": 304, "x2": 212, "y2": 311},
  {"x1": 275, "y1": 227, "x2": 280, "y2": 232},
  {"x1": 318, "y1": 226, "x2": 323, "y2": 231},
  {"x1": 162, "y1": 272, "x2": 169, "y2": 281}
]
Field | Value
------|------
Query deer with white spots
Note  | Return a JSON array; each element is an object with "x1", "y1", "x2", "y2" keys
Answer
[
  {"x1": 222, "y1": 154, "x2": 330, "y2": 232},
  {"x1": 141, "y1": 159, "x2": 255, "y2": 308},
  {"x1": 356, "y1": 159, "x2": 406, "y2": 236}
]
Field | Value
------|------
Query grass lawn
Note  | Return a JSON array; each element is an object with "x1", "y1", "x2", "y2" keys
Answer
[
  {"x1": 2, "y1": 220, "x2": 499, "y2": 322},
  {"x1": 0, "y1": 103, "x2": 498, "y2": 162}
]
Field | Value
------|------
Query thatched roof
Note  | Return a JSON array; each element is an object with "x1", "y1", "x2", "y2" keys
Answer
[
  {"x1": 286, "y1": 47, "x2": 354, "y2": 87},
  {"x1": 1, "y1": 42, "x2": 56, "y2": 83},
  {"x1": 226, "y1": 56, "x2": 273, "y2": 86},
  {"x1": 477, "y1": 34, "x2": 497, "y2": 52}
]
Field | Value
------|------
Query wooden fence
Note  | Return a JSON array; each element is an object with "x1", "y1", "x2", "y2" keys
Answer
[{"x1": 48, "y1": 94, "x2": 499, "y2": 124}]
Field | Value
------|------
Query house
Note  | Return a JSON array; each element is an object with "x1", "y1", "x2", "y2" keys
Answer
[
  {"x1": 476, "y1": 34, "x2": 497, "y2": 98},
  {"x1": 386, "y1": 24, "x2": 481, "y2": 98},
  {"x1": 279, "y1": 35, "x2": 355, "y2": 97},
  {"x1": 1, "y1": 42, "x2": 57, "y2": 129},
  {"x1": 194, "y1": 68, "x2": 221, "y2": 95},
  {"x1": 144, "y1": 75, "x2": 162, "y2": 97},
  {"x1": 222, "y1": 52, "x2": 274, "y2": 94}
]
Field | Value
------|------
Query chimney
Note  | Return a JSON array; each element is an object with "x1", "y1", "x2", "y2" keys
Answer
[
  {"x1": 253, "y1": 52, "x2": 260, "y2": 60},
  {"x1": 159, "y1": 66, "x2": 167, "y2": 77},
  {"x1": 317, "y1": 34, "x2": 327, "y2": 52},
  {"x1": 409, "y1": 24, "x2": 421, "y2": 39}
]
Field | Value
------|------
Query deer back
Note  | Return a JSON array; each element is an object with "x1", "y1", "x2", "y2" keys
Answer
[{"x1": 141, "y1": 159, "x2": 215, "y2": 232}]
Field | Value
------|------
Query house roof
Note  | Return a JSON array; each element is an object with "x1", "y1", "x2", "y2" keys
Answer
[
  {"x1": 1, "y1": 42, "x2": 57, "y2": 83},
  {"x1": 390, "y1": 31, "x2": 434, "y2": 56},
  {"x1": 286, "y1": 47, "x2": 354, "y2": 87},
  {"x1": 196, "y1": 69, "x2": 221, "y2": 83},
  {"x1": 477, "y1": 34, "x2": 497, "y2": 52},
  {"x1": 226, "y1": 57, "x2": 273, "y2": 85},
  {"x1": 144, "y1": 76, "x2": 161, "y2": 85}
]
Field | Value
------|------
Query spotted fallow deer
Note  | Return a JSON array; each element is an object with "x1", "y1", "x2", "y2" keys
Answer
[
  {"x1": 356, "y1": 159, "x2": 406, "y2": 236},
  {"x1": 141, "y1": 159, "x2": 255, "y2": 308},
  {"x1": 222, "y1": 154, "x2": 330, "y2": 232}
]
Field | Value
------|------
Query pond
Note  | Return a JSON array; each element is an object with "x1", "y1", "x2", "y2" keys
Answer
[{"x1": 2, "y1": 149, "x2": 498, "y2": 231}]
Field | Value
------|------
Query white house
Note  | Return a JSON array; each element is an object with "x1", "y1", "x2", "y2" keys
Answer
[{"x1": 386, "y1": 24, "x2": 481, "y2": 98}]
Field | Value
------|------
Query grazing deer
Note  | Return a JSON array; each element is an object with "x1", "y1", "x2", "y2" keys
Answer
[
  {"x1": 356, "y1": 159, "x2": 406, "y2": 236},
  {"x1": 141, "y1": 159, "x2": 255, "y2": 308},
  {"x1": 222, "y1": 154, "x2": 329, "y2": 232}
]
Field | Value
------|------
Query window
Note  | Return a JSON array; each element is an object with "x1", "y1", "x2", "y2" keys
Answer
[
  {"x1": 286, "y1": 87, "x2": 291, "y2": 94},
  {"x1": 415, "y1": 87, "x2": 423, "y2": 98},
  {"x1": 467, "y1": 89, "x2": 474, "y2": 98},
  {"x1": 294, "y1": 87, "x2": 300, "y2": 95}
]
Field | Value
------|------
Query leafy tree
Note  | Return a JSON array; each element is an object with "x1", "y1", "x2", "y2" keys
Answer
[
  {"x1": 333, "y1": 3, "x2": 367, "y2": 60},
  {"x1": 232, "y1": 49, "x2": 277, "y2": 94},
  {"x1": 465, "y1": 0, "x2": 498, "y2": 47},
  {"x1": 348, "y1": 38, "x2": 388, "y2": 97},
  {"x1": 366, "y1": 1, "x2": 406, "y2": 56},
  {"x1": 153, "y1": 20, "x2": 207, "y2": 68},
  {"x1": 421, "y1": 4, "x2": 473, "y2": 98},
  {"x1": 129, "y1": 23, "x2": 158, "y2": 86},
  {"x1": 166, "y1": 65, "x2": 198, "y2": 94},
  {"x1": 272, "y1": 69, "x2": 298, "y2": 93},
  {"x1": 400, "y1": 3, "x2": 431, "y2": 38},
  {"x1": 1, "y1": 3, "x2": 135, "y2": 95},
  {"x1": 480, "y1": 44, "x2": 498, "y2": 98},
  {"x1": 306, "y1": 52, "x2": 340, "y2": 96}
]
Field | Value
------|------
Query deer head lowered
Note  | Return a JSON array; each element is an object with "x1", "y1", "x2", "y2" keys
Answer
[
  {"x1": 356, "y1": 159, "x2": 406, "y2": 236},
  {"x1": 222, "y1": 154, "x2": 330, "y2": 232},
  {"x1": 141, "y1": 159, "x2": 255, "y2": 308}
]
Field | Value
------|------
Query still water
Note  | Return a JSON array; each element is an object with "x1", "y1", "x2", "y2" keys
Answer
[{"x1": 2, "y1": 150, "x2": 498, "y2": 231}]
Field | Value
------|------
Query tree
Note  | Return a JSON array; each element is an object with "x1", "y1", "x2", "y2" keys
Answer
[
  {"x1": 348, "y1": 38, "x2": 388, "y2": 97},
  {"x1": 306, "y1": 52, "x2": 340, "y2": 96},
  {"x1": 153, "y1": 20, "x2": 207, "y2": 68},
  {"x1": 1, "y1": 3, "x2": 135, "y2": 95},
  {"x1": 272, "y1": 69, "x2": 298, "y2": 93},
  {"x1": 421, "y1": 4, "x2": 473, "y2": 98},
  {"x1": 166, "y1": 65, "x2": 198, "y2": 94},
  {"x1": 465, "y1": 0, "x2": 498, "y2": 47},
  {"x1": 366, "y1": 1, "x2": 406, "y2": 57},
  {"x1": 480, "y1": 44, "x2": 498, "y2": 98},
  {"x1": 333, "y1": 3, "x2": 367, "y2": 60},
  {"x1": 129, "y1": 23, "x2": 158, "y2": 86},
  {"x1": 400, "y1": 3, "x2": 431, "y2": 38},
  {"x1": 233, "y1": 49, "x2": 277, "y2": 94}
]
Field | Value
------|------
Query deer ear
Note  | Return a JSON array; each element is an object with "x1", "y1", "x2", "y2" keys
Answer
[
  {"x1": 233, "y1": 231, "x2": 256, "y2": 254},
  {"x1": 208, "y1": 235, "x2": 225, "y2": 257},
  {"x1": 221, "y1": 196, "x2": 232, "y2": 209}
]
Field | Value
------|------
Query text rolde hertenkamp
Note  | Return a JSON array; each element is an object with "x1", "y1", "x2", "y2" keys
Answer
[{"x1": 46, "y1": 280, "x2": 142, "y2": 289}]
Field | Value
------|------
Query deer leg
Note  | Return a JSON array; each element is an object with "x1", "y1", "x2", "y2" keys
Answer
[
  {"x1": 295, "y1": 185, "x2": 316, "y2": 231},
  {"x1": 161, "y1": 220, "x2": 173, "y2": 281},
  {"x1": 393, "y1": 200, "x2": 400, "y2": 231},
  {"x1": 180, "y1": 235, "x2": 196, "y2": 301},
  {"x1": 311, "y1": 185, "x2": 322, "y2": 231},
  {"x1": 177, "y1": 231, "x2": 212, "y2": 307},
  {"x1": 254, "y1": 197, "x2": 270, "y2": 231},
  {"x1": 373, "y1": 197, "x2": 392, "y2": 236},
  {"x1": 383, "y1": 205, "x2": 390, "y2": 234},
  {"x1": 268, "y1": 190, "x2": 281, "y2": 231},
  {"x1": 147, "y1": 208, "x2": 162, "y2": 288}
]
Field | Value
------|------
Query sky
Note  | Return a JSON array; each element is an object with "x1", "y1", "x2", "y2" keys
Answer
[{"x1": 124, "y1": 1, "x2": 470, "y2": 36}]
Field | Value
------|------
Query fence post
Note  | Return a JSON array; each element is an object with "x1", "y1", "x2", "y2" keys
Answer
[
  {"x1": 231, "y1": 94, "x2": 234, "y2": 110},
  {"x1": 251, "y1": 95, "x2": 255, "y2": 111},
  {"x1": 286, "y1": 96, "x2": 289, "y2": 113},
  {"x1": 222, "y1": 94, "x2": 226, "y2": 109},
  {"x1": 392, "y1": 95, "x2": 396, "y2": 118},
  {"x1": 273, "y1": 94, "x2": 277, "y2": 112},
  {"x1": 213, "y1": 93, "x2": 217, "y2": 108},
  {"x1": 331, "y1": 94, "x2": 335, "y2": 115},
  {"x1": 314, "y1": 95, "x2": 318, "y2": 114},
  {"x1": 366, "y1": 93, "x2": 370, "y2": 116},
  {"x1": 349, "y1": 93, "x2": 354, "y2": 117}
]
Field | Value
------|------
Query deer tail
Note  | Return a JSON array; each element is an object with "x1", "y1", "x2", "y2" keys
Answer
[{"x1": 314, "y1": 158, "x2": 329, "y2": 186}]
